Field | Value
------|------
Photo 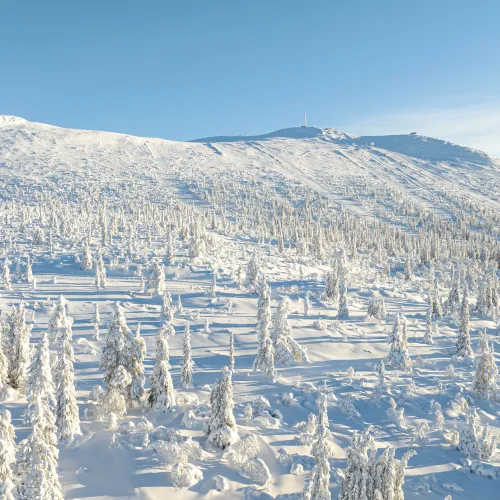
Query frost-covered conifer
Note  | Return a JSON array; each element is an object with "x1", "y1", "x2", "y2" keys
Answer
[
  {"x1": 25, "y1": 257, "x2": 33, "y2": 284},
  {"x1": 365, "y1": 295, "x2": 386, "y2": 322},
  {"x1": 55, "y1": 327, "x2": 80, "y2": 443},
  {"x1": 371, "y1": 359, "x2": 387, "y2": 404},
  {"x1": 304, "y1": 290, "x2": 310, "y2": 316},
  {"x1": 456, "y1": 286, "x2": 473, "y2": 359},
  {"x1": 431, "y1": 284, "x2": 443, "y2": 320},
  {"x1": 253, "y1": 278, "x2": 276, "y2": 379},
  {"x1": 339, "y1": 426, "x2": 415, "y2": 500},
  {"x1": 423, "y1": 298, "x2": 434, "y2": 345},
  {"x1": 17, "y1": 396, "x2": 64, "y2": 500},
  {"x1": 161, "y1": 291, "x2": 174, "y2": 323},
  {"x1": 80, "y1": 242, "x2": 93, "y2": 271},
  {"x1": 148, "y1": 323, "x2": 175, "y2": 410},
  {"x1": 47, "y1": 295, "x2": 72, "y2": 343},
  {"x1": 25, "y1": 333, "x2": 55, "y2": 425},
  {"x1": 130, "y1": 323, "x2": 146, "y2": 403},
  {"x1": 429, "y1": 400, "x2": 444, "y2": 430},
  {"x1": 5, "y1": 302, "x2": 32, "y2": 391},
  {"x1": 271, "y1": 297, "x2": 308, "y2": 365},
  {"x1": 386, "y1": 313, "x2": 410, "y2": 369},
  {"x1": 458, "y1": 409, "x2": 498, "y2": 461},
  {"x1": 177, "y1": 294, "x2": 184, "y2": 314},
  {"x1": 0, "y1": 409, "x2": 16, "y2": 493},
  {"x1": 473, "y1": 331, "x2": 498, "y2": 401},
  {"x1": 181, "y1": 324, "x2": 194, "y2": 388},
  {"x1": 95, "y1": 250, "x2": 107, "y2": 289},
  {"x1": 303, "y1": 395, "x2": 334, "y2": 500},
  {"x1": 2, "y1": 260, "x2": 11, "y2": 292},
  {"x1": 447, "y1": 273, "x2": 461, "y2": 317},
  {"x1": 165, "y1": 231, "x2": 175, "y2": 264},
  {"x1": 337, "y1": 280, "x2": 350, "y2": 319},
  {"x1": 246, "y1": 252, "x2": 260, "y2": 291},
  {"x1": 206, "y1": 366, "x2": 238, "y2": 449},
  {"x1": 147, "y1": 260, "x2": 165, "y2": 296},
  {"x1": 0, "y1": 326, "x2": 8, "y2": 389},
  {"x1": 100, "y1": 303, "x2": 137, "y2": 404}
]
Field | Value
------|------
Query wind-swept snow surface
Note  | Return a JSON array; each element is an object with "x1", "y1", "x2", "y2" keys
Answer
[{"x1": 0, "y1": 116, "x2": 499, "y2": 499}]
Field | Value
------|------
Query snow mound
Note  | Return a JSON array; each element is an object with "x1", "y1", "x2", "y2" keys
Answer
[{"x1": 0, "y1": 115, "x2": 27, "y2": 127}]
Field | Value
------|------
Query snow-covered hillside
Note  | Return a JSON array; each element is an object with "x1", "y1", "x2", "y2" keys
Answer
[{"x1": 0, "y1": 116, "x2": 499, "y2": 500}]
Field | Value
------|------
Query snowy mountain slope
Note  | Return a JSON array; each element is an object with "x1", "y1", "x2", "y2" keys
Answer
[
  {"x1": 1, "y1": 117, "x2": 498, "y2": 214},
  {"x1": 0, "y1": 116, "x2": 499, "y2": 500}
]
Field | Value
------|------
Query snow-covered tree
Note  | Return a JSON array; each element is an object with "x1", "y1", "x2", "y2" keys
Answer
[
  {"x1": 423, "y1": 298, "x2": 434, "y2": 345},
  {"x1": 147, "y1": 260, "x2": 165, "y2": 296},
  {"x1": 304, "y1": 290, "x2": 311, "y2": 317},
  {"x1": 386, "y1": 313, "x2": 410, "y2": 370},
  {"x1": 473, "y1": 330, "x2": 498, "y2": 401},
  {"x1": 25, "y1": 333, "x2": 55, "y2": 425},
  {"x1": 429, "y1": 400, "x2": 444, "y2": 430},
  {"x1": 365, "y1": 295, "x2": 386, "y2": 322},
  {"x1": 271, "y1": 297, "x2": 308, "y2": 365},
  {"x1": 165, "y1": 231, "x2": 175, "y2": 264},
  {"x1": 0, "y1": 409, "x2": 16, "y2": 494},
  {"x1": 456, "y1": 286, "x2": 473, "y2": 359},
  {"x1": 339, "y1": 426, "x2": 415, "y2": 500},
  {"x1": 458, "y1": 409, "x2": 498, "y2": 461},
  {"x1": 206, "y1": 366, "x2": 238, "y2": 449},
  {"x1": 161, "y1": 291, "x2": 174, "y2": 323},
  {"x1": 47, "y1": 295, "x2": 72, "y2": 343},
  {"x1": 148, "y1": 323, "x2": 175, "y2": 410},
  {"x1": 25, "y1": 257, "x2": 34, "y2": 284},
  {"x1": 130, "y1": 323, "x2": 146, "y2": 403},
  {"x1": 404, "y1": 254, "x2": 413, "y2": 281},
  {"x1": 302, "y1": 395, "x2": 334, "y2": 500},
  {"x1": 80, "y1": 242, "x2": 93, "y2": 271},
  {"x1": 55, "y1": 327, "x2": 80, "y2": 443},
  {"x1": 245, "y1": 252, "x2": 261, "y2": 291},
  {"x1": 181, "y1": 323, "x2": 194, "y2": 388},
  {"x1": 337, "y1": 280, "x2": 350, "y2": 319},
  {"x1": 100, "y1": 302, "x2": 138, "y2": 404},
  {"x1": 2, "y1": 260, "x2": 11, "y2": 292},
  {"x1": 0, "y1": 325, "x2": 8, "y2": 389},
  {"x1": 16, "y1": 396, "x2": 64, "y2": 500},
  {"x1": 253, "y1": 277, "x2": 276, "y2": 379},
  {"x1": 5, "y1": 302, "x2": 32, "y2": 391},
  {"x1": 95, "y1": 250, "x2": 106, "y2": 289},
  {"x1": 370, "y1": 359, "x2": 387, "y2": 404}
]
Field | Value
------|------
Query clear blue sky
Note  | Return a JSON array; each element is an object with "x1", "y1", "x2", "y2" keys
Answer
[{"x1": 2, "y1": 0, "x2": 500, "y2": 153}]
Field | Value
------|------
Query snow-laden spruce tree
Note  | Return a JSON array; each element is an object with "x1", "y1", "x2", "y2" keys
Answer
[
  {"x1": 25, "y1": 257, "x2": 34, "y2": 284},
  {"x1": 324, "y1": 265, "x2": 339, "y2": 303},
  {"x1": 302, "y1": 395, "x2": 334, "y2": 500},
  {"x1": 456, "y1": 286, "x2": 473, "y2": 359},
  {"x1": 209, "y1": 271, "x2": 217, "y2": 299},
  {"x1": 17, "y1": 396, "x2": 64, "y2": 500},
  {"x1": 2, "y1": 260, "x2": 11, "y2": 292},
  {"x1": 429, "y1": 400, "x2": 444, "y2": 430},
  {"x1": 0, "y1": 409, "x2": 16, "y2": 494},
  {"x1": 165, "y1": 231, "x2": 175, "y2": 264},
  {"x1": 80, "y1": 242, "x2": 93, "y2": 271},
  {"x1": 100, "y1": 302, "x2": 138, "y2": 404},
  {"x1": 229, "y1": 329, "x2": 235, "y2": 371},
  {"x1": 423, "y1": 298, "x2": 434, "y2": 345},
  {"x1": 95, "y1": 250, "x2": 107, "y2": 289},
  {"x1": 430, "y1": 284, "x2": 443, "y2": 320},
  {"x1": 0, "y1": 325, "x2": 8, "y2": 389},
  {"x1": 147, "y1": 260, "x2": 165, "y2": 296},
  {"x1": 404, "y1": 254, "x2": 413, "y2": 281},
  {"x1": 337, "y1": 280, "x2": 350, "y2": 319},
  {"x1": 370, "y1": 359, "x2": 387, "y2": 405},
  {"x1": 447, "y1": 273, "x2": 461, "y2": 317},
  {"x1": 206, "y1": 366, "x2": 238, "y2": 449},
  {"x1": 304, "y1": 290, "x2": 311, "y2": 317},
  {"x1": 148, "y1": 323, "x2": 175, "y2": 410},
  {"x1": 130, "y1": 323, "x2": 146, "y2": 403},
  {"x1": 47, "y1": 295, "x2": 72, "y2": 343},
  {"x1": 181, "y1": 323, "x2": 194, "y2": 388},
  {"x1": 93, "y1": 302, "x2": 100, "y2": 341},
  {"x1": 25, "y1": 333, "x2": 55, "y2": 425},
  {"x1": 161, "y1": 291, "x2": 174, "y2": 323},
  {"x1": 271, "y1": 297, "x2": 308, "y2": 365},
  {"x1": 245, "y1": 252, "x2": 261, "y2": 291},
  {"x1": 458, "y1": 409, "x2": 498, "y2": 461},
  {"x1": 55, "y1": 327, "x2": 80, "y2": 443},
  {"x1": 5, "y1": 302, "x2": 32, "y2": 391},
  {"x1": 253, "y1": 277, "x2": 277, "y2": 379},
  {"x1": 386, "y1": 313, "x2": 410, "y2": 370},
  {"x1": 338, "y1": 426, "x2": 415, "y2": 500},
  {"x1": 365, "y1": 295, "x2": 387, "y2": 322},
  {"x1": 473, "y1": 330, "x2": 498, "y2": 401}
]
